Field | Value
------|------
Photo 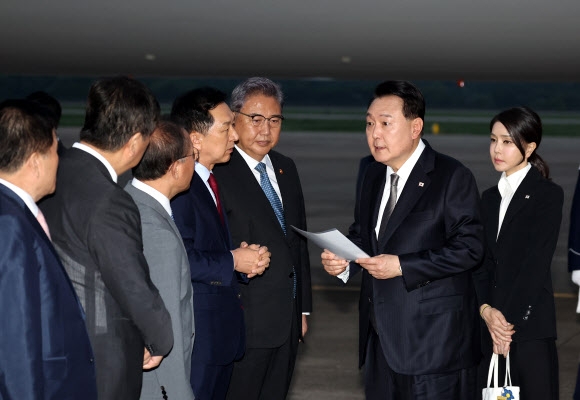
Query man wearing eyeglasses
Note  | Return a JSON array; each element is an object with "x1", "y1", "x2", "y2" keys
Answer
[
  {"x1": 213, "y1": 77, "x2": 312, "y2": 400},
  {"x1": 125, "y1": 120, "x2": 197, "y2": 400},
  {"x1": 170, "y1": 87, "x2": 271, "y2": 400}
]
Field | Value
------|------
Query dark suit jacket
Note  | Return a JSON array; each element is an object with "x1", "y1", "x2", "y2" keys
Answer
[
  {"x1": 171, "y1": 172, "x2": 245, "y2": 365},
  {"x1": 474, "y1": 166, "x2": 563, "y2": 342},
  {"x1": 349, "y1": 141, "x2": 484, "y2": 374},
  {"x1": 0, "y1": 184, "x2": 97, "y2": 400},
  {"x1": 569, "y1": 168, "x2": 580, "y2": 271},
  {"x1": 213, "y1": 149, "x2": 312, "y2": 348},
  {"x1": 40, "y1": 148, "x2": 173, "y2": 400}
]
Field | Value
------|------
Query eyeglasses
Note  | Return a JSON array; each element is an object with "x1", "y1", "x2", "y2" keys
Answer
[
  {"x1": 237, "y1": 111, "x2": 284, "y2": 128},
  {"x1": 179, "y1": 148, "x2": 199, "y2": 162}
]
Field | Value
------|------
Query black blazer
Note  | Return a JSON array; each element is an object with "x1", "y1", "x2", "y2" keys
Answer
[
  {"x1": 213, "y1": 149, "x2": 312, "y2": 348},
  {"x1": 41, "y1": 148, "x2": 173, "y2": 400},
  {"x1": 349, "y1": 141, "x2": 484, "y2": 374},
  {"x1": 473, "y1": 166, "x2": 563, "y2": 342}
]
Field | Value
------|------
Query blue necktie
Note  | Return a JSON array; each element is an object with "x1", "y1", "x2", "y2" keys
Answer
[
  {"x1": 255, "y1": 162, "x2": 296, "y2": 298},
  {"x1": 255, "y1": 162, "x2": 286, "y2": 234}
]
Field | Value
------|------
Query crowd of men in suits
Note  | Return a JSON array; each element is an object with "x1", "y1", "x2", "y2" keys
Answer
[
  {"x1": 0, "y1": 76, "x2": 310, "y2": 400},
  {"x1": 1, "y1": 76, "x2": 578, "y2": 400}
]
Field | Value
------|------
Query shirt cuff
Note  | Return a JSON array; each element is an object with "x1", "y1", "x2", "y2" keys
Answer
[{"x1": 337, "y1": 265, "x2": 350, "y2": 283}]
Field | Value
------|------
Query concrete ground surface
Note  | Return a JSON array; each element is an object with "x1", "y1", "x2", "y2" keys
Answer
[{"x1": 58, "y1": 128, "x2": 580, "y2": 398}]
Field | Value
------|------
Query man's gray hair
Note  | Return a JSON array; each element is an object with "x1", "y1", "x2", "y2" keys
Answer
[{"x1": 230, "y1": 77, "x2": 284, "y2": 112}]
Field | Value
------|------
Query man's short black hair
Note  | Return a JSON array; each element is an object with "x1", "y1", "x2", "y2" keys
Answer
[
  {"x1": 80, "y1": 76, "x2": 160, "y2": 151},
  {"x1": 26, "y1": 91, "x2": 62, "y2": 129},
  {"x1": 170, "y1": 87, "x2": 226, "y2": 135},
  {"x1": 372, "y1": 80, "x2": 425, "y2": 122},
  {"x1": 0, "y1": 99, "x2": 54, "y2": 173}
]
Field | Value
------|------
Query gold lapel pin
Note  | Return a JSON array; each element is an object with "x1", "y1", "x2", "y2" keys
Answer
[{"x1": 279, "y1": 169, "x2": 284, "y2": 174}]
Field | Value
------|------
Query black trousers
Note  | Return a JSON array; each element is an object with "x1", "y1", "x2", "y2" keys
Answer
[
  {"x1": 365, "y1": 327, "x2": 477, "y2": 400},
  {"x1": 226, "y1": 304, "x2": 299, "y2": 400},
  {"x1": 478, "y1": 339, "x2": 558, "y2": 400}
]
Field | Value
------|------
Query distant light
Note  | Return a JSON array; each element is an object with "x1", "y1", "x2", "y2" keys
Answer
[
  {"x1": 457, "y1": 79, "x2": 465, "y2": 87},
  {"x1": 341, "y1": 56, "x2": 351, "y2": 64},
  {"x1": 145, "y1": 54, "x2": 156, "y2": 61}
]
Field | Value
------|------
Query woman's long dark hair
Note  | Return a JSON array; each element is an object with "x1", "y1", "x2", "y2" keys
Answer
[{"x1": 490, "y1": 106, "x2": 550, "y2": 179}]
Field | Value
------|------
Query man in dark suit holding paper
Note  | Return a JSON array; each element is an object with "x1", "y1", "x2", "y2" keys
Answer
[{"x1": 322, "y1": 80, "x2": 484, "y2": 400}]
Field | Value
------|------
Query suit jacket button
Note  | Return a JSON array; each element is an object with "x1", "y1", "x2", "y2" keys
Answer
[
  {"x1": 237, "y1": 293, "x2": 241, "y2": 299},
  {"x1": 368, "y1": 297, "x2": 372, "y2": 303},
  {"x1": 89, "y1": 358, "x2": 94, "y2": 363}
]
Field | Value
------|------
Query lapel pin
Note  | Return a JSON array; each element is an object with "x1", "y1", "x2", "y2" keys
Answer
[
  {"x1": 418, "y1": 182, "x2": 424, "y2": 187},
  {"x1": 525, "y1": 195, "x2": 530, "y2": 199},
  {"x1": 279, "y1": 169, "x2": 283, "y2": 174}
]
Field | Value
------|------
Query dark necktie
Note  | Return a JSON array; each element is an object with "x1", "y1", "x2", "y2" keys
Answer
[
  {"x1": 255, "y1": 162, "x2": 295, "y2": 298},
  {"x1": 377, "y1": 173, "x2": 399, "y2": 242},
  {"x1": 208, "y1": 173, "x2": 224, "y2": 225}
]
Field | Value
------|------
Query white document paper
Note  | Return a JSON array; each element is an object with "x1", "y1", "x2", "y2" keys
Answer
[{"x1": 291, "y1": 226, "x2": 369, "y2": 260}]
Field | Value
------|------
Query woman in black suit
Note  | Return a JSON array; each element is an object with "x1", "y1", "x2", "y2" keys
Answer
[{"x1": 474, "y1": 106, "x2": 563, "y2": 399}]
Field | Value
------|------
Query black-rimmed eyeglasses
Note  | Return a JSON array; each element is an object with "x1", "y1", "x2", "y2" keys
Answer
[{"x1": 237, "y1": 111, "x2": 284, "y2": 128}]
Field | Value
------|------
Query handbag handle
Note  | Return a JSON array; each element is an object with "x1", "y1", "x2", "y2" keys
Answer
[
  {"x1": 504, "y1": 351, "x2": 513, "y2": 387},
  {"x1": 486, "y1": 353, "x2": 499, "y2": 389}
]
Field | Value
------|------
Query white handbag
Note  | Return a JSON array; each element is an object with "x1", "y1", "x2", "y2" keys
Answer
[{"x1": 482, "y1": 352, "x2": 520, "y2": 400}]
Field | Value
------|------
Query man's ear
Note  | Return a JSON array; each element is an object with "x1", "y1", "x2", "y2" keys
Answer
[
  {"x1": 169, "y1": 159, "x2": 181, "y2": 180},
  {"x1": 127, "y1": 132, "x2": 144, "y2": 157},
  {"x1": 411, "y1": 118, "x2": 423, "y2": 139},
  {"x1": 190, "y1": 132, "x2": 203, "y2": 152},
  {"x1": 26, "y1": 152, "x2": 41, "y2": 178}
]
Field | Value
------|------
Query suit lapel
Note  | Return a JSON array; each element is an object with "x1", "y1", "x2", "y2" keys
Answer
[
  {"x1": 193, "y1": 173, "x2": 230, "y2": 243},
  {"x1": 270, "y1": 152, "x2": 291, "y2": 236},
  {"x1": 497, "y1": 167, "x2": 539, "y2": 240},
  {"x1": 369, "y1": 167, "x2": 387, "y2": 255},
  {"x1": 126, "y1": 184, "x2": 186, "y2": 251},
  {"x1": 378, "y1": 143, "x2": 434, "y2": 250},
  {"x1": 232, "y1": 149, "x2": 286, "y2": 236},
  {"x1": 485, "y1": 188, "x2": 501, "y2": 245}
]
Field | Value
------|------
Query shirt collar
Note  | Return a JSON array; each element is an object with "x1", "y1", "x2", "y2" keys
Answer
[
  {"x1": 131, "y1": 178, "x2": 172, "y2": 217},
  {"x1": 194, "y1": 162, "x2": 211, "y2": 182},
  {"x1": 0, "y1": 178, "x2": 39, "y2": 216},
  {"x1": 387, "y1": 139, "x2": 426, "y2": 181},
  {"x1": 72, "y1": 142, "x2": 118, "y2": 183},
  {"x1": 235, "y1": 145, "x2": 274, "y2": 171},
  {"x1": 498, "y1": 162, "x2": 531, "y2": 198}
]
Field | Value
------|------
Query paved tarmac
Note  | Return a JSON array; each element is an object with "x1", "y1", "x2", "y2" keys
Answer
[{"x1": 59, "y1": 128, "x2": 580, "y2": 398}]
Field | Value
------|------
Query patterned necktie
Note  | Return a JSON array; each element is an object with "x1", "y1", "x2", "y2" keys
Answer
[
  {"x1": 208, "y1": 173, "x2": 225, "y2": 225},
  {"x1": 378, "y1": 173, "x2": 399, "y2": 242},
  {"x1": 255, "y1": 162, "x2": 295, "y2": 298},
  {"x1": 36, "y1": 208, "x2": 52, "y2": 240},
  {"x1": 255, "y1": 162, "x2": 286, "y2": 234}
]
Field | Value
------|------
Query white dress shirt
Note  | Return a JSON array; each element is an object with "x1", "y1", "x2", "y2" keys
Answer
[
  {"x1": 496, "y1": 163, "x2": 531, "y2": 238},
  {"x1": 374, "y1": 139, "x2": 426, "y2": 239},
  {"x1": 131, "y1": 178, "x2": 173, "y2": 218},
  {"x1": 0, "y1": 178, "x2": 39, "y2": 217},
  {"x1": 195, "y1": 162, "x2": 217, "y2": 205},
  {"x1": 339, "y1": 139, "x2": 426, "y2": 283},
  {"x1": 72, "y1": 142, "x2": 118, "y2": 183},
  {"x1": 235, "y1": 145, "x2": 283, "y2": 206}
]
